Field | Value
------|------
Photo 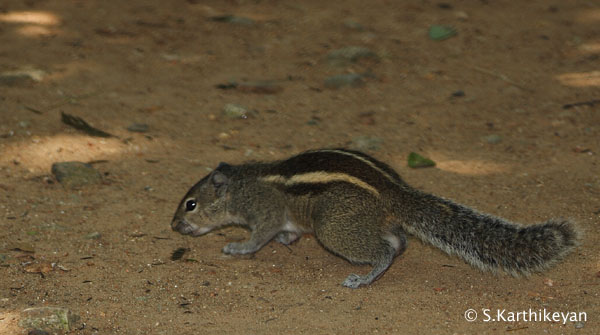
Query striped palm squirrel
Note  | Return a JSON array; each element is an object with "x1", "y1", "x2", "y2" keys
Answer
[{"x1": 171, "y1": 149, "x2": 579, "y2": 289}]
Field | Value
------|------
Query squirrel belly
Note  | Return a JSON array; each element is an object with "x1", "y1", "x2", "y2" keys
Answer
[{"x1": 171, "y1": 148, "x2": 580, "y2": 288}]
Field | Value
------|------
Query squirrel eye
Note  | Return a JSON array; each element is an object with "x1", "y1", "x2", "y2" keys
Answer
[{"x1": 185, "y1": 199, "x2": 197, "y2": 211}]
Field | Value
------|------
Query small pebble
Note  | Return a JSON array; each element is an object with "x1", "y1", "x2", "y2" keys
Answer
[
  {"x1": 451, "y1": 90, "x2": 465, "y2": 97},
  {"x1": 429, "y1": 25, "x2": 457, "y2": 41},
  {"x1": 324, "y1": 73, "x2": 365, "y2": 89},
  {"x1": 170, "y1": 247, "x2": 188, "y2": 261},
  {"x1": 358, "y1": 112, "x2": 376, "y2": 125},
  {"x1": 20, "y1": 307, "x2": 80, "y2": 332},
  {"x1": 51, "y1": 162, "x2": 102, "y2": 188},
  {"x1": 222, "y1": 104, "x2": 249, "y2": 119},
  {"x1": 574, "y1": 321, "x2": 585, "y2": 329},
  {"x1": 28, "y1": 330, "x2": 50, "y2": 335},
  {"x1": 0, "y1": 68, "x2": 46, "y2": 86},
  {"x1": 0, "y1": 130, "x2": 15, "y2": 138},
  {"x1": 126, "y1": 123, "x2": 149, "y2": 133},
  {"x1": 455, "y1": 11, "x2": 469, "y2": 20},
  {"x1": 351, "y1": 135, "x2": 383, "y2": 151},
  {"x1": 343, "y1": 20, "x2": 365, "y2": 31},
  {"x1": 483, "y1": 134, "x2": 502, "y2": 144},
  {"x1": 85, "y1": 232, "x2": 101, "y2": 240},
  {"x1": 327, "y1": 46, "x2": 378, "y2": 66},
  {"x1": 236, "y1": 81, "x2": 283, "y2": 94},
  {"x1": 210, "y1": 15, "x2": 254, "y2": 26},
  {"x1": 218, "y1": 132, "x2": 231, "y2": 140}
]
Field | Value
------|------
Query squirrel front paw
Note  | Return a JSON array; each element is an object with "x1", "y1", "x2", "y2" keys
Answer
[
  {"x1": 274, "y1": 232, "x2": 300, "y2": 245},
  {"x1": 222, "y1": 242, "x2": 258, "y2": 255}
]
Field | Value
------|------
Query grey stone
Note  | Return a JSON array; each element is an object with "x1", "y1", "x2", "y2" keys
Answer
[
  {"x1": 126, "y1": 123, "x2": 149, "y2": 133},
  {"x1": 210, "y1": 15, "x2": 254, "y2": 26},
  {"x1": 483, "y1": 134, "x2": 502, "y2": 144},
  {"x1": 236, "y1": 81, "x2": 283, "y2": 94},
  {"x1": 0, "y1": 68, "x2": 46, "y2": 86},
  {"x1": 85, "y1": 232, "x2": 101, "y2": 240},
  {"x1": 0, "y1": 73, "x2": 36, "y2": 86},
  {"x1": 327, "y1": 46, "x2": 378, "y2": 66},
  {"x1": 28, "y1": 329, "x2": 50, "y2": 335},
  {"x1": 19, "y1": 307, "x2": 80, "y2": 333},
  {"x1": 343, "y1": 20, "x2": 366, "y2": 31},
  {"x1": 324, "y1": 73, "x2": 365, "y2": 89},
  {"x1": 51, "y1": 162, "x2": 102, "y2": 188},
  {"x1": 226, "y1": 16, "x2": 254, "y2": 25},
  {"x1": 222, "y1": 103, "x2": 249, "y2": 119},
  {"x1": 351, "y1": 135, "x2": 383, "y2": 151}
]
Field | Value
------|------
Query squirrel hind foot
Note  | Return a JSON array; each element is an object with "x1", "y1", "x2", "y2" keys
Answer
[
  {"x1": 341, "y1": 244, "x2": 399, "y2": 289},
  {"x1": 342, "y1": 274, "x2": 369, "y2": 289}
]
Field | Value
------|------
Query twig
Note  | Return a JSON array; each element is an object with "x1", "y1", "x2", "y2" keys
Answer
[
  {"x1": 470, "y1": 66, "x2": 534, "y2": 93},
  {"x1": 562, "y1": 99, "x2": 600, "y2": 109},
  {"x1": 24, "y1": 106, "x2": 43, "y2": 114},
  {"x1": 61, "y1": 112, "x2": 114, "y2": 138}
]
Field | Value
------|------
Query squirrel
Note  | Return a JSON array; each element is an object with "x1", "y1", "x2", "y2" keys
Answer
[{"x1": 171, "y1": 148, "x2": 579, "y2": 289}]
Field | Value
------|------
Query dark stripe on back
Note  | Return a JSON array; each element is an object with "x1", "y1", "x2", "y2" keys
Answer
[
  {"x1": 267, "y1": 149, "x2": 404, "y2": 192},
  {"x1": 333, "y1": 149, "x2": 405, "y2": 184}
]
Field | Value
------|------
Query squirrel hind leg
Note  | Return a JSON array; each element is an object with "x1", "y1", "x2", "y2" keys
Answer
[
  {"x1": 311, "y1": 197, "x2": 407, "y2": 288},
  {"x1": 341, "y1": 240, "x2": 403, "y2": 289},
  {"x1": 339, "y1": 232, "x2": 407, "y2": 289}
]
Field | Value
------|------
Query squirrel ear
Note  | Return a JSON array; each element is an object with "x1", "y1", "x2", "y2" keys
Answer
[
  {"x1": 211, "y1": 163, "x2": 231, "y2": 195},
  {"x1": 216, "y1": 162, "x2": 231, "y2": 170},
  {"x1": 211, "y1": 170, "x2": 229, "y2": 190}
]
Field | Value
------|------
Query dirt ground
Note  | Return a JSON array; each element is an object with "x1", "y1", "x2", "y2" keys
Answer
[{"x1": 1, "y1": 0, "x2": 599, "y2": 334}]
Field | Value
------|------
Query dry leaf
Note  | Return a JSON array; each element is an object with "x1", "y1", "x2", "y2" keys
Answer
[{"x1": 24, "y1": 262, "x2": 53, "y2": 274}]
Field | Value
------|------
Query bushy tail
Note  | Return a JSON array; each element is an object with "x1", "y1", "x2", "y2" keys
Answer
[{"x1": 394, "y1": 190, "x2": 579, "y2": 275}]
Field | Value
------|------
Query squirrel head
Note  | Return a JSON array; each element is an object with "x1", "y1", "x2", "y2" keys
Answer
[{"x1": 171, "y1": 163, "x2": 234, "y2": 236}]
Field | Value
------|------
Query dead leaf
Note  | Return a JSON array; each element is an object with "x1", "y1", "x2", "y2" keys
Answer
[
  {"x1": 61, "y1": 112, "x2": 114, "y2": 138},
  {"x1": 24, "y1": 262, "x2": 53, "y2": 274},
  {"x1": 8, "y1": 242, "x2": 35, "y2": 253},
  {"x1": 358, "y1": 112, "x2": 376, "y2": 125},
  {"x1": 543, "y1": 278, "x2": 554, "y2": 287}
]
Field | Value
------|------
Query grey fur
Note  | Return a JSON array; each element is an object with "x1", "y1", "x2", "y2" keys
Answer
[{"x1": 171, "y1": 149, "x2": 579, "y2": 288}]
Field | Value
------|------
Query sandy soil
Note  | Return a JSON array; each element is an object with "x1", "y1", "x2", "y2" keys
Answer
[{"x1": 1, "y1": 0, "x2": 599, "y2": 334}]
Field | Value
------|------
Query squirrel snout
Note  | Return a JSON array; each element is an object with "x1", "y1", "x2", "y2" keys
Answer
[{"x1": 172, "y1": 219, "x2": 187, "y2": 232}]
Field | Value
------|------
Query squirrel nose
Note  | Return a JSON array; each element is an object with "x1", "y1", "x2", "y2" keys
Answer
[{"x1": 171, "y1": 219, "x2": 184, "y2": 231}]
